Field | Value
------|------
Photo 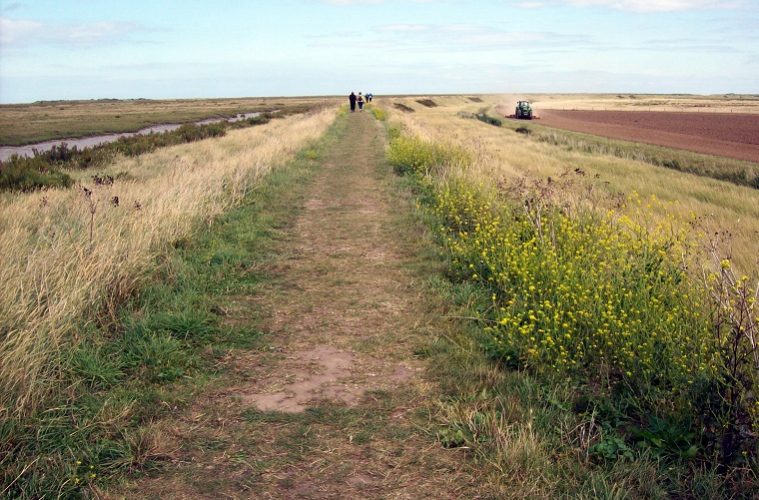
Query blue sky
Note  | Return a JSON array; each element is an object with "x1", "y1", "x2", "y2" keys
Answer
[{"x1": 0, "y1": 0, "x2": 757, "y2": 102}]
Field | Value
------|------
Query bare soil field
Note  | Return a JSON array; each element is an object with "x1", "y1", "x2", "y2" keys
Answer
[{"x1": 536, "y1": 109, "x2": 759, "y2": 163}]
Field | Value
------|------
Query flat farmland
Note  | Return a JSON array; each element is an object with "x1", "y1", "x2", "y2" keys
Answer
[
  {"x1": 536, "y1": 109, "x2": 759, "y2": 163},
  {"x1": 529, "y1": 93, "x2": 759, "y2": 114}
]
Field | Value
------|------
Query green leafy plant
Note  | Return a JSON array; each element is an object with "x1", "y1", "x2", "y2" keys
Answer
[
  {"x1": 590, "y1": 434, "x2": 635, "y2": 461},
  {"x1": 474, "y1": 113, "x2": 502, "y2": 127}
]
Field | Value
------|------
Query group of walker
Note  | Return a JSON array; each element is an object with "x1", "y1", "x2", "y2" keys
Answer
[{"x1": 348, "y1": 92, "x2": 373, "y2": 112}]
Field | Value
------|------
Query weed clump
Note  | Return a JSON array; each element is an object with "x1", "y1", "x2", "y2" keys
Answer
[
  {"x1": 246, "y1": 113, "x2": 272, "y2": 126},
  {"x1": 369, "y1": 106, "x2": 387, "y2": 121},
  {"x1": 474, "y1": 113, "x2": 502, "y2": 127},
  {"x1": 0, "y1": 158, "x2": 73, "y2": 191},
  {"x1": 416, "y1": 99, "x2": 438, "y2": 108},
  {"x1": 434, "y1": 181, "x2": 712, "y2": 399},
  {"x1": 387, "y1": 135, "x2": 469, "y2": 176},
  {"x1": 393, "y1": 103, "x2": 415, "y2": 113}
]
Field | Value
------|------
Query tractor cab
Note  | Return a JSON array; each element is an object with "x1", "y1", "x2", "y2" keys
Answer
[{"x1": 515, "y1": 101, "x2": 533, "y2": 120}]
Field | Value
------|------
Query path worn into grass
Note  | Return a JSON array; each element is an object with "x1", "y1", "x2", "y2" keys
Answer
[{"x1": 122, "y1": 112, "x2": 487, "y2": 498}]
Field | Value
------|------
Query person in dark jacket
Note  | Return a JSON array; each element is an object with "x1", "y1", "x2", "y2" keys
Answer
[{"x1": 349, "y1": 92, "x2": 357, "y2": 112}]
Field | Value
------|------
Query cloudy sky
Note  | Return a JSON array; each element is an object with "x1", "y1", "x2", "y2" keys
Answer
[{"x1": 0, "y1": 0, "x2": 757, "y2": 102}]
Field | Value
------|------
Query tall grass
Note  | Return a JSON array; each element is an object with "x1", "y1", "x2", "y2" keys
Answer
[
  {"x1": 0, "y1": 108, "x2": 336, "y2": 419},
  {"x1": 386, "y1": 125, "x2": 758, "y2": 493},
  {"x1": 0, "y1": 122, "x2": 228, "y2": 192}
]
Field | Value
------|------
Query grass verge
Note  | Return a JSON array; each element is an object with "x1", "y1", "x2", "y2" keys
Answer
[
  {"x1": 1, "y1": 110, "x2": 334, "y2": 421},
  {"x1": 0, "y1": 132, "x2": 327, "y2": 498},
  {"x1": 386, "y1": 129, "x2": 758, "y2": 497}
]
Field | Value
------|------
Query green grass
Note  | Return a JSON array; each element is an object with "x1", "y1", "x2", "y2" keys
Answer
[
  {"x1": 0, "y1": 127, "x2": 327, "y2": 498},
  {"x1": 484, "y1": 111, "x2": 759, "y2": 189}
]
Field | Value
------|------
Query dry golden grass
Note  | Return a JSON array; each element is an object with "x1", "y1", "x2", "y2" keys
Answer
[
  {"x1": 387, "y1": 96, "x2": 759, "y2": 273},
  {"x1": 0, "y1": 108, "x2": 337, "y2": 417}
]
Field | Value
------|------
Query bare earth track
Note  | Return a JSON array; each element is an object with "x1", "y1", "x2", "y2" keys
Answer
[
  {"x1": 117, "y1": 112, "x2": 488, "y2": 498},
  {"x1": 537, "y1": 109, "x2": 759, "y2": 163}
]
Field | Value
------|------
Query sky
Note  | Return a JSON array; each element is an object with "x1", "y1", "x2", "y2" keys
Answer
[{"x1": 0, "y1": 0, "x2": 757, "y2": 103}]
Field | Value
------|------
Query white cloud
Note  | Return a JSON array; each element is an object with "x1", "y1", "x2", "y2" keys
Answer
[
  {"x1": 0, "y1": 17, "x2": 39, "y2": 45},
  {"x1": 310, "y1": 23, "x2": 593, "y2": 53},
  {"x1": 0, "y1": 16, "x2": 144, "y2": 48},
  {"x1": 563, "y1": 1, "x2": 741, "y2": 11},
  {"x1": 322, "y1": 0, "x2": 434, "y2": 4},
  {"x1": 375, "y1": 23, "x2": 431, "y2": 32},
  {"x1": 323, "y1": 0, "x2": 386, "y2": 4}
]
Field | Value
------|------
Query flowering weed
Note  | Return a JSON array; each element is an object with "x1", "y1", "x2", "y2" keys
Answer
[{"x1": 389, "y1": 130, "x2": 758, "y2": 489}]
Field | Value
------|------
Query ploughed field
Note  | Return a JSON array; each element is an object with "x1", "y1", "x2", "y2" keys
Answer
[{"x1": 537, "y1": 109, "x2": 759, "y2": 163}]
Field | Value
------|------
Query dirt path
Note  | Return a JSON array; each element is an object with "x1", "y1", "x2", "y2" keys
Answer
[{"x1": 118, "y1": 112, "x2": 486, "y2": 499}]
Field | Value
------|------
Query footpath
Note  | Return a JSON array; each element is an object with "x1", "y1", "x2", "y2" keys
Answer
[{"x1": 119, "y1": 111, "x2": 487, "y2": 498}]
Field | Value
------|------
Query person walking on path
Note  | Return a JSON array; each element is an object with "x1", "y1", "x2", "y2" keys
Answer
[
  {"x1": 349, "y1": 92, "x2": 357, "y2": 112},
  {"x1": 357, "y1": 92, "x2": 365, "y2": 111}
]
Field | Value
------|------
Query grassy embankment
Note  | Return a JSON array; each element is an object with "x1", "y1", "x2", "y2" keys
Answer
[
  {"x1": 0, "y1": 96, "x2": 338, "y2": 146},
  {"x1": 391, "y1": 96, "x2": 759, "y2": 273},
  {"x1": 0, "y1": 109, "x2": 335, "y2": 497},
  {"x1": 476, "y1": 108, "x2": 759, "y2": 189},
  {"x1": 381, "y1": 100, "x2": 757, "y2": 496}
]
